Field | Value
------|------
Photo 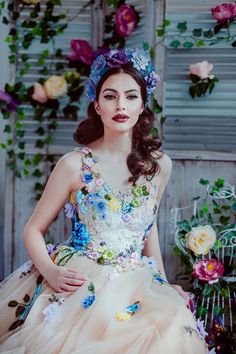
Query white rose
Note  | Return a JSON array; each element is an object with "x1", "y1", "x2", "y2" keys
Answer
[
  {"x1": 185, "y1": 225, "x2": 216, "y2": 255},
  {"x1": 44, "y1": 75, "x2": 67, "y2": 99}
]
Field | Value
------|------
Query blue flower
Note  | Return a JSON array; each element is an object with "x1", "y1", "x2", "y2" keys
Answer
[
  {"x1": 82, "y1": 173, "x2": 93, "y2": 184},
  {"x1": 72, "y1": 221, "x2": 90, "y2": 250},
  {"x1": 145, "y1": 71, "x2": 160, "y2": 95},
  {"x1": 95, "y1": 201, "x2": 106, "y2": 213},
  {"x1": 121, "y1": 202, "x2": 132, "y2": 214},
  {"x1": 80, "y1": 203, "x2": 88, "y2": 215},
  {"x1": 153, "y1": 273, "x2": 167, "y2": 284},
  {"x1": 82, "y1": 295, "x2": 96, "y2": 309},
  {"x1": 86, "y1": 80, "x2": 96, "y2": 102},
  {"x1": 91, "y1": 55, "x2": 107, "y2": 77},
  {"x1": 126, "y1": 302, "x2": 140, "y2": 314},
  {"x1": 76, "y1": 191, "x2": 85, "y2": 204}
]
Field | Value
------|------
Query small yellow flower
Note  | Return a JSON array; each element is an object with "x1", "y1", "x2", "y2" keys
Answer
[
  {"x1": 109, "y1": 197, "x2": 121, "y2": 211},
  {"x1": 115, "y1": 312, "x2": 131, "y2": 321},
  {"x1": 70, "y1": 193, "x2": 75, "y2": 205}
]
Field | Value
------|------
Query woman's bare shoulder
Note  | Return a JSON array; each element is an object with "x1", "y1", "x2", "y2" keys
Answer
[
  {"x1": 54, "y1": 150, "x2": 83, "y2": 191},
  {"x1": 152, "y1": 150, "x2": 172, "y2": 176}
]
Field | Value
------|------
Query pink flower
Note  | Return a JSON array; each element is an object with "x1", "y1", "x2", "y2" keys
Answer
[
  {"x1": 189, "y1": 61, "x2": 214, "y2": 79},
  {"x1": 115, "y1": 5, "x2": 138, "y2": 37},
  {"x1": 193, "y1": 259, "x2": 224, "y2": 284},
  {"x1": 211, "y1": 2, "x2": 236, "y2": 23},
  {"x1": 69, "y1": 40, "x2": 94, "y2": 64},
  {"x1": 32, "y1": 82, "x2": 48, "y2": 103}
]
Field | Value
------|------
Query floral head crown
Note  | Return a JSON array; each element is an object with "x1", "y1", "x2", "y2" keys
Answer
[{"x1": 86, "y1": 48, "x2": 160, "y2": 104}]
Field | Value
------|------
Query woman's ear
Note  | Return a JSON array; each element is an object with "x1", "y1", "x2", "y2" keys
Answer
[{"x1": 94, "y1": 101, "x2": 101, "y2": 115}]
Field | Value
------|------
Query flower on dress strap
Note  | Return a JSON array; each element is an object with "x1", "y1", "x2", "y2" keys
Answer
[{"x1": 82, "y1": 173, "x2": 93, "y2": 184}]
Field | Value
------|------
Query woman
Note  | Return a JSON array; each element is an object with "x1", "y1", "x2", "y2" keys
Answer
[{"x1": 0, "y1": 48, "x2": 208, "y2": 353}]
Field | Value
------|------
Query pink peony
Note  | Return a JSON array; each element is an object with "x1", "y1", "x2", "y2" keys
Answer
[
  {"x1": 211, "y1": 2, "x2": 236, "y2": 23},
  {"x1": 69, "y1": 39, "x2": 94, "y2": 64},
  {"x1": 193, "y1": 259, "x2": 224, "y2": 284},
  {"x1": 115, "y1": 5, "x2": 138, "y2": 37},
  {"x1": 32, "y1": 82, "x2": 48, "y2": 103},
  {"x1": 189, "y1": 61, "x2": 213, "y2": 79}
]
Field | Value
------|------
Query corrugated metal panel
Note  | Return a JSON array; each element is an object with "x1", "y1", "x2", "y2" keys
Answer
[
  {"x1": 17, "y1": 0, "x2": 94, "y2": 150},
  {"x1": 163, "y1": 0, "x2": 236, "y2": 152}
]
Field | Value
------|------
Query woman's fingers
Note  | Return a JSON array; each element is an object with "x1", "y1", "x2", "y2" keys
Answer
[{"x1": 60, "y1": 284, "x2": 83, "y2": 292}]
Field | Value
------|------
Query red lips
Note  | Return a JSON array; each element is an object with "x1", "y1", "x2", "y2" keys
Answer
[{"x1": 112, "y1": 114, "x2": 129, "y2": 122}]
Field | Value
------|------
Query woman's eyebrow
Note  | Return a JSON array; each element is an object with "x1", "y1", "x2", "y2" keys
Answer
[{"x1": 102, "y1": 88, "x2": 139, "y2": 93}]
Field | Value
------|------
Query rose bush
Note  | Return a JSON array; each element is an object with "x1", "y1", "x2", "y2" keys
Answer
[
  {"x1": 44, "y1": 75, "x2": 67, "y2": 100},
  {"x1": 193, "y1": 259, "x2": 224, "y2": 284},
  {"x1": 189, "y1": 61, "x2": 213, "y2": 80},
  {"x1": 32, "y1": 83, "x2": 48, "y2": 103},
  {"x1": 115, "y1": 5, "x2": 138, "y2": 37},
  {"x1": 185, "y1": 225, "x2": 216, "y2": 255},
  {"x1": 68, "y1": 39, "x2": 94, "y2": 64},
  {"x1": 211, "y1": 2, "x2": 236, "y2": 23},
  {"x1": 188, "y1": 61, "x2": 218, "y2": 98}
]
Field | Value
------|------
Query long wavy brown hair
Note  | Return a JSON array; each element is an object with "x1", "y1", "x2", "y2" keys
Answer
[{"x1": 73, "y1": 63, "x2": 162, "y2": 184}]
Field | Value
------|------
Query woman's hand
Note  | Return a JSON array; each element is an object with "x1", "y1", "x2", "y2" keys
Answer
[
  {"x1": 171, "y1": 284, "x2": 190, "y2": 305},
  {"x1": 44, "y1": 264, "x2": 88, "y2": 293}
]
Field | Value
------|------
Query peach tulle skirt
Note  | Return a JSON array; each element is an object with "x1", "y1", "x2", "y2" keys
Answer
[{"x1": 0, "y1": 256, "x2": 208, "y2": 354}]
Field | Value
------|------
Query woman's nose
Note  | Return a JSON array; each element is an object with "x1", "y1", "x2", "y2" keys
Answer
[{"x1": 116, "y1": 97, "x2": 126, "y2": 111}]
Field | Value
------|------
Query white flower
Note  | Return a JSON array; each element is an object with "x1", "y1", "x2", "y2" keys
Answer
[
  {"x1": 42, "y1": 298, "x2": 65, "y2": 322},
  {"x1": 142, "y1": 256, "x2": 158, "y2": 272},
  {"x1": 196, "y1": 318, "x2": 208, "y2": 340},
  {"x1": 82, "y1": 157, "x2": 94, "y2": 168},
  {"x1": 185, "y1": 225, "x2": 216, "y2": 255}
]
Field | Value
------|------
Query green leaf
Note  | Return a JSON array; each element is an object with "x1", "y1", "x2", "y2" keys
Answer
[
  {"x1": 203, "y1": 284, "x2": 213, "y2": 297},
  {"x1": 153, "y1": 98, "x2": 163, "y2": 113},
  {"x1": 170, "y1": 40, "x2": 181, "y2": 48},
  {"x1": 157, "y1": 28, "x2": 165, "y2": 37},
  {"x1": 232, "y1": 40, "x2": 236, "y2": 47},
  {"x1": 219, "y1": 215, "x2": 230, "y2": 225},
  {"x1": 231, "y1": 201, "x2": 236, "y2": 212},
  {"x1": 177, "y1": 219, "x2": 191, "y2": 232},
  {"x1": 8, "y1": 300, "x2": 18, "y2": 307},
  {"x1": 196, "y1": 39, "x2": 205, "y2": 47},
  {"x1": 214, "y1": 305, "x2": 223, "y2": 316},
  {"x1": 163, "y1": 19, "x2": 170, "y2": 28},
  {"x1": 215, "y1": 178, "x2": 224, "y2": 188},
  {"x1": 183, "y1": 41, "x2": 194, "y2": 49},
  {"x1": 199, "y1": 179, "x2": 209, "y2": 185},
  {"x1": 192, "y1": 28, "x2": 202, "y2": 37},
  {"x1": 197, "y1": 306, "x2": 207, "y2": 317},
  {"x1": 189, "y1": 86, "x2": 195, "y2": 99},
  {"x1": 3, "y1": 124, "x2": 11, "y2": 133},
  {"x1": 177, "y1": 21, "x2": 187, "y2": 33},
  {"x1": 203, "y1": 29, "x2": 214, "y2": 38}
]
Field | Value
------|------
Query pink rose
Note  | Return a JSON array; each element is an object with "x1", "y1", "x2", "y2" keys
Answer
[
  {"x1": 115, "y1": 5, "x2": 138, "y2": 37},
  {"x1": 69, "y1": 39, "x2": 94, "y2": 64},
  {"x1": 211, "y1": 2, "x2": 236, "y2": 23},
  {"x1": 32, "y1": 82, "x2": 48, "y2": 103},
  {"x1": 189, "y1": 61, "x2": 213, "y2": 79},
  {"x1": 193, "y1": 259, "x2": 224, "y2": 284}
]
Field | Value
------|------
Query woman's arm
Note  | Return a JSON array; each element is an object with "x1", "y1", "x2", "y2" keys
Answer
[
  {"x1": 143, "y1": 153, "x2": 190, "y2": 304},
  {"x1": 142, "y1": 153, "x2": 172, "y2": 280},
  {"x1": 23, "y1": 152, "x2": 87, "y2": 292}
]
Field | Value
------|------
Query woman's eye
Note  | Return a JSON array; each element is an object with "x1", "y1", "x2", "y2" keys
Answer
[
  {"x1": 104, "y1": 95, "x2": 116, "y2": 100},
  {"x1": 127, "y1": 95, "x2": 138, "y2": 100}
]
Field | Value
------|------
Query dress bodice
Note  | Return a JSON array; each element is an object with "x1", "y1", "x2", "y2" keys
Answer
[{"x1": 63, "y1": 146, "x2": 158, "y2": 269}]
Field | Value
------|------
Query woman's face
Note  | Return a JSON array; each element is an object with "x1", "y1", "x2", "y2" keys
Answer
[{"x1": 94, "y1": 73, "x2": 144, "y2": 133}]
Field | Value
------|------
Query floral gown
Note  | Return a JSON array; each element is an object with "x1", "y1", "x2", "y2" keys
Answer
[{"x1": 0, "y1": 146, "x2": 208, "y2": 354}]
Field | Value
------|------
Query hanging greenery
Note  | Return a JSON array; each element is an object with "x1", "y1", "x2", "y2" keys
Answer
[{"x1": 0, "y1": 0, "x2": 146, "y2": 199}]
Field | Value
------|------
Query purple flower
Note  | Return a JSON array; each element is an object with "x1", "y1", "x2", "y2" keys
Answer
[
  {"x1": 46, "y1": 243, "x2": 59, "y2": 255},
  {"x1": 196, "y1": 318, "x2": 208, "y2": 340},
  {"x1": 145, "y1": 71, "x2": 160, "y2": 95},
  {"x1": 64, "y1": 202, "x2": 76, "y2": 218},
  {"x1": 115, "y1": 5, "x2": 138, "y2": 37},
  {"x1": 0, "y1": 90, "x2": 18, "y2": 112},
  {"x1": 105, "y1": 49, "x2": 128, "y2": 68}
]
